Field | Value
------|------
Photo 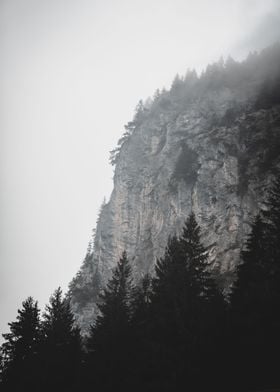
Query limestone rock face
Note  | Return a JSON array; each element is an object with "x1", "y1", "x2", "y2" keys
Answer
[{"x1": 70, "y1": 45, "x2": 280, "y2": 332}]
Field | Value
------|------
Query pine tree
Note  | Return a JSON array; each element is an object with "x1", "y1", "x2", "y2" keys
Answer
[
  {"x1": 230, "y1": 174, "x2": 280, "y2": 388},
  {"x1": 180, "y1": 213, "x2": 226, "y2": 362},
  {"x1": 262, "y1": 172, "x2": 280, "y2": 271},
  {"x1": 129, "y1": 275, "x2": 153, "y2": 389},
  {"x1": 263, "y1": 173, "x2": 280, "y2": 327},
  {"x1": 86, "y1": 251, "x2": 133, "y2": 391},
  {"x1": 149, "y1": 213, "x2": 225, "y2": 390},
  {"x1": 230, "y1": 215, "x2": 267, "y2": 315},
  {"x1": 180, "y1": 213, "x2": 217, "y2": 300},
  {"x1": 0, "y1": 297, "x2": 42, "y2": 391},
  {"x1": 93, "y1": 251, "x2": 133, "y2": 338},
  {"x1": 41, "y1": 287, "x2": 82, "y2": 392},
  {"x1": 231, "y1": 174, "x2": 280, "y2": 312},
  {"x1": 152, "y1": 213, "x2": 224, "y2": 328},
  {"x1": 229, "y1": 215, "x2": 266, "y2": 385},
  {"x1": 260, "y1": 174, "x2": 280, "y2": 387},
  {"x1": 131, "y1": 274, "x2": 152, "y2": 326}
]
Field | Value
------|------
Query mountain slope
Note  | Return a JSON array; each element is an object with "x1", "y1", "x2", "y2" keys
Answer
[{"x1": 70, "y1": 44, "x2": 280, "y2": 332}]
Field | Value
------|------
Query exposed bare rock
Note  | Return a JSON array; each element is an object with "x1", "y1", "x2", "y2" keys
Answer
[{"x1": 70, "y1": 45, "x2": 280, "y2": 332}]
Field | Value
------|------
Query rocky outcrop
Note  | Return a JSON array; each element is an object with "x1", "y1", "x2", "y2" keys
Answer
[{"x1": 70, "y1": 44, "x2": 280, "y2": 332}]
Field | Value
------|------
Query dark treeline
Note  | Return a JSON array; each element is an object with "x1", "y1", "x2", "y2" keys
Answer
[{"x1": 1, "y1": 175, "x2": 280, "y2": 391}]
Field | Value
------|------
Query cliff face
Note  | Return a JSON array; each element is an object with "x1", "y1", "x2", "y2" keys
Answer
[{"x1": 70, "y1": 45, "x2": 280, "y2": 332}]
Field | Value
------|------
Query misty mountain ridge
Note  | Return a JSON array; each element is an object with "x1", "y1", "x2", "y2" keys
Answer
[
  {"x1": 111, "y1": 43, "x2": 280, "y2": 165},
  {"x1": 69, "y1": 43, "x2": 280, "y2": 332}
]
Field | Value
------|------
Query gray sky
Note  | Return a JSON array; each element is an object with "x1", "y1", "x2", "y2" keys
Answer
[{"x1": 1, "y1": 0, "x2": 280, "y2": 337}]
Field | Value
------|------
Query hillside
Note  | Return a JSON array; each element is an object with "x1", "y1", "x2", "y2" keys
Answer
[{"x1": 70, "y1": 44, "x2": 280, "y2": 332}]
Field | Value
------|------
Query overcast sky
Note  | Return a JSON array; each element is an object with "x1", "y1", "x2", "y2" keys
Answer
[{"x1": 1, "y1": 0, "x2": 280, "y2": 337}]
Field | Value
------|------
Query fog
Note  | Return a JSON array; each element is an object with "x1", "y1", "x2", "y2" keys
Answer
[{"x1": 1, "y1": 0, "x2": 280, "y2": 337}]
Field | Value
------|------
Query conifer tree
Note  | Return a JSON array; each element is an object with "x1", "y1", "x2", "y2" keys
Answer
[
  {"x1": 229, "y1": 215, "x2": 268, "y2": 388},
  {"x1": 152, "y1": 213, "x2": 224, "y2": 328},
  {"x1": 41, "y1": 287, "x2": 82, "y2": 392},
  {"x1": 0, "y1": 297, "x2": 42, "y2": 391},
  {"x1": 93, "y1": 251, "x2": 133, "y2": 338},
  {"x1": 129, "y1": 274, "x2": 153, "y2": 388},
  {"x1": 181, "y1": 213, "x2": 216, "y2": 300},
  {"x1": 230, "y1": 215, "x2": 267, "y2": 314},
  {"x1": 262, "y1": 172, "x2": 280, "y2": 271},
  {"x1": 230, "y1": 174, "x2": 280, "y2": 388},
  {"x1": 131, "y1": 274, "x2": 152, "y2": 326},
  {"x1": 180, "y1": 213, "x2": 226, "y2": 358},
  {"x1": 231, "y1": 174, "x2": 280, "y2": 309},
  {"x1": 86, "y1": 251, "x2": 133, "y2": 391},
  {"x1": 262, "y1": 175, "x2": 280, "y2": 354},
  {"x1": 149, "y1": 213, "x2": 225, "y2": 389}
]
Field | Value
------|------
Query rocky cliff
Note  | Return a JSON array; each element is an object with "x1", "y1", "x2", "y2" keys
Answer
[{"x1": 69, "y1": 44, "x2": 280, "y2": 332}]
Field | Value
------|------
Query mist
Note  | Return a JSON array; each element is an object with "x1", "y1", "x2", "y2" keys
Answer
[{"x1": 1, "y1": 0, "x2": 280, "y2": 338}]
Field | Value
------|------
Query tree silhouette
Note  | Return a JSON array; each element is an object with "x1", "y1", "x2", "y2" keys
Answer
[
  {"x1": 131, "y1": 274, "x2": 152, "y2": 327},
  {"x1": 0, "y1": 297, "x2": 42, "y2": 391},
  {"x1": 230, "y1": 173, "x2": 280, "y2": 389},
  {"x1": 148, "y1": 213, "x2": 225, "y2": 390},
  {"x1": 129, "y1": 274, "x2": 153, "y2": 389},
  {"x1": 86, "y1": 251, "x2": 134, "y2": 391},
  {"x1": 41, "y1": 287, "x2": 82, "y2": 392}
]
